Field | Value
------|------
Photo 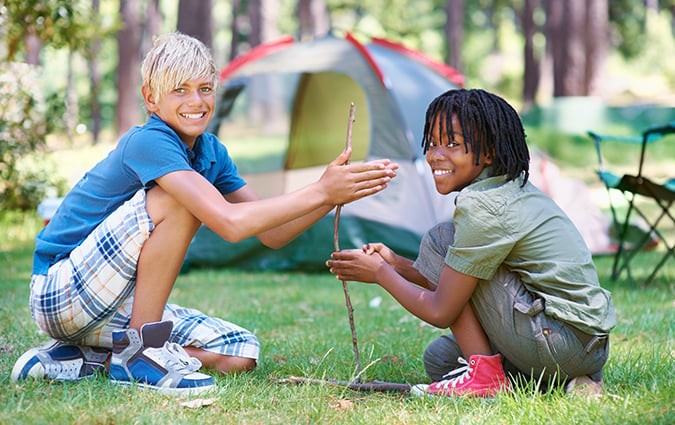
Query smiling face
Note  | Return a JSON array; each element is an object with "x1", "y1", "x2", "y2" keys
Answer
[
  {"x1": 140, "y1": 33, "x2": 218, "y2": 149},
  {"x1": 425, "y1": 113, "x2": 492, "y2": 195},
  {"x1": 142, "y1": 78, "x2": 215, "y2": 149}
]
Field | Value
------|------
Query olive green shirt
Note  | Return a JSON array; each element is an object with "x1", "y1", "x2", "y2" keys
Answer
[{"x1": 445, "y1": 168, "x2": 616, "y2": 335}]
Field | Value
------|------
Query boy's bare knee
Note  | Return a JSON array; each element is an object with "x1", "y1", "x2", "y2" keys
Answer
[
  {"x1": 184, "y1": 346, "x2": 257, "y2": 374},
  {"x1": 145, "y1": 186, "x2": 199, "y2": 229},
  {"x1": 217, "y1": 356, "x2": 257, "y2": 374}
]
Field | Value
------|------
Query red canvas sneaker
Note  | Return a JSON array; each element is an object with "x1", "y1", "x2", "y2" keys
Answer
[{"x1": 412, "y1": 354, "x2": 511, "y2": 398}]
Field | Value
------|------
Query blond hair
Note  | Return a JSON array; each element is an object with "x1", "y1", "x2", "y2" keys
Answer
[{"x1": 141, "y1": 32, "x2": 218, "y2": 102}]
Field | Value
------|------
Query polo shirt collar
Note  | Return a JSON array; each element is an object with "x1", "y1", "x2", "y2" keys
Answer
[
  {"x1": 191, "y1": 135, "x2": 217, "y2": 172},
  {"x1": 147, "y1": 114, "x2": 216, "y2": 172}
]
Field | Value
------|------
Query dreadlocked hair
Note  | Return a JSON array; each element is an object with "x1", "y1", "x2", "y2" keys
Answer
[{"x1": 421, "y1": 88, "x2": 530, "y2": 186}]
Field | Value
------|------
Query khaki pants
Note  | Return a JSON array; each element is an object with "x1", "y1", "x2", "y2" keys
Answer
[{"x1": 415, "y1": 222, "x2": 608, "y2": 386}]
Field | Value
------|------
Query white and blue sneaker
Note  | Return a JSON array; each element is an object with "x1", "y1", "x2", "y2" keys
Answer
[
  {"x1": 109, "y1": 320, "x2": 215, "y2": 396},
  {"x1": 11, "y1": 340, "x2": 109, "y2": 382}
]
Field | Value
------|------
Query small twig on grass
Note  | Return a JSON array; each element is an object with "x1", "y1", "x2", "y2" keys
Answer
[
  {"x1": 334, "y1": 102, "x2": 362, "y2": 383},
  {"x1": 272, "y1": 376, "x2": 412, "y2": 393}
]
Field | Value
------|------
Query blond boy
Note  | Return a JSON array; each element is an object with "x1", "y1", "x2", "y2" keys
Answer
[{"x1": 12, "y1": 32, "x2": 397, "y2": 395}]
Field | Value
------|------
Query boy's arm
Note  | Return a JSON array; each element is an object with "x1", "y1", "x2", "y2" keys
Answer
[
  {"x1": 390, "y1": 258, "x2": 437, "y2": 290},
  {"x1": 374, "y1": 264, "x2": 478, "y2": 328},
  {"x1": 155, "y1": 150, "x2": 397, "y2": 244},
  {"x1": 223, "y1": 184, "x2": 333, "y2": 248},
  {"x1": 327, "y1": 250, "x2": 477, "y2": 328},
  {"x1": 364, "y1": 243, "x2": 436, "y2": 290}
]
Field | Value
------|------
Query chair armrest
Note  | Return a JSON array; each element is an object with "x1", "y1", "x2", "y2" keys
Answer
[
  {"x1": 643, "y1": 121, "x2": 675, "y2": 143},
  {"x1": 586, "y1": 131, "x2": 642, "y2": 144},
  {"x1": 586, "y1": 131, "x2": 641, "y2": 170}
]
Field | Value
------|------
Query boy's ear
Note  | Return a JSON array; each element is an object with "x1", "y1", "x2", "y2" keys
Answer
[{"x1": 142, "y1": 85, "x2": 158, "y2": 112}]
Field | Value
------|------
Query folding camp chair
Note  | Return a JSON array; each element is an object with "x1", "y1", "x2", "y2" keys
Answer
[{"x1": 587, "y1": 122, "x2": 675, "y2": 285}]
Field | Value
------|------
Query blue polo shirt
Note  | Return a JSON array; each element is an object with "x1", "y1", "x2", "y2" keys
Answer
[{"x1": 32, "y1": 114, "x2": 246, "y2": 275}]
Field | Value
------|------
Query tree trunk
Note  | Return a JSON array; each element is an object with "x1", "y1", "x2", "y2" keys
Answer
[
  {"x1": 522, "y1": 0, "x2": 540, "y2": 109},
  {"x1": 545, "y1": 0, "x2": 562, "y2": 97},
  {"x1": 25, "y1": 29, "x2": 41, "y2": 65},
  {"x1": 116, "y1": 0, "x2": 143, "y2": 137},
  {"x1": 444, "y1": 0, "x2": 464, "y2": 73},
  {"x1": 584, "y1": 0, "x2": 608, "y2": 96},
  {"x1": 177, "y1": 0, "x2": 213, "y2": 48},
  {"x1": 645, "y1": 0, "x2": 658, "y2": 11},
  {"x1": 143, "y1": 0, "x2": 162, "y2": 54},
  {"x1": 546, "y1": 0, "x2": 561, "y2": 96},
  {"x1": 248, "y1": 0, "x2": 262, "y2": 47},
  {"x1": 230, "y1": 0, "x2": 241, "y2": 61},
  {"x1": 87, "y1": 0, "x2": 102, "y2": 143},
  {"x1": 248, "y1": 0, "x2": 280, "y2": 47},
  {"x1": 547, "y1": 0, "x2": 588, "y2": 97},
  {"x1": 560, "y1": 0, "x2": 586, "y2": 96},
  {"x1": 65, "y1": 51, "x2": 78, "y2": 141},
  {"x1": 247, "y1": 0, "x2": 283, "y2": 132},
  {"x1": 297, "y1": 0, "x2": 330, "y2": 40}
]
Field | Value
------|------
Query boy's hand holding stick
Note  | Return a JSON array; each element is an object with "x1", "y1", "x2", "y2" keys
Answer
[{"x1": 278, "y1": 103, "x2": 412, "y2": 394}]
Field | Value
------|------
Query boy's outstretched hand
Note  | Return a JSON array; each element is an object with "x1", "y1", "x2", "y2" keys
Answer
[{"x1": 319, "y1": 147, "x2": 398, "y2": 206}]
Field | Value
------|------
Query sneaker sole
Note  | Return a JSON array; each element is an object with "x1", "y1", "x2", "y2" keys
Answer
[
  {"x1": 410, "y1": 384, "x2": 429, "y2": 397},
  {"x1": 411, "y1": 383, "x2": 507, "y2": 399}
]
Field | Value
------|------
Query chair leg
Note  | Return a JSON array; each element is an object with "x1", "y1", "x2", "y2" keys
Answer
[
  {"x1": 612, "y1": 200, "x2": 637, "y2": 286},
  {"x1": 629, "y1": 200, "x2": 674, "y2": 285},
  {"x1": 604, "y1": 187, "x2": 673, "y2": 286},
  {"x1": 643, "y1": 249, "x2": 673, "y2": 286},
  {"x1": 606, "y1": 189, "x2": 626, "y2": 282}
]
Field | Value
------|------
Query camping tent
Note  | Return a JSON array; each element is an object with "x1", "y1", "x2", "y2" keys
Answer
[{"x1": 184, "y1": 33, "x2": 465, "y2": 271}]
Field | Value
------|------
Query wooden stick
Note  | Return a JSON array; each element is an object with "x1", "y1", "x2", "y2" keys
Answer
[
  {"x1": 273, "y1": 376, "x2": 412, "y2": 393},
  {"x1": 334, "y1": 102, "x2": 361, "y2": 382}
]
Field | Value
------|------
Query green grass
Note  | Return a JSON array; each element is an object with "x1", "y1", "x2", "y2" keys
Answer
[{"x1": 0, "y1": 210, "x2": 673, "y2": 424}]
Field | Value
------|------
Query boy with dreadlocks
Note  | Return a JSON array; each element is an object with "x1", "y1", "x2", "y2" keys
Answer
[{"x1": 327, "y1": 88, "x2": 615, "y2": 397}]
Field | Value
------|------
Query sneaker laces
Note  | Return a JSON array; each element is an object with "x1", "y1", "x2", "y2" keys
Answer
[
  {"x1": 158, "y1": 342, "x2": 203, "y2": 374},
  {"x1": 43, "y1": 357, "x2": 82, "y2": 380},
  {"x1": 436, "y1": 357, "x2": 473, "y2": 390}
]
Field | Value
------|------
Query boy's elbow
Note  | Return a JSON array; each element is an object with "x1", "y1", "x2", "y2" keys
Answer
[
  {"x1": 428, "y1": 318, "x2": 453, "y2": 329},
  {"x1": 426, "y1": 311, "x2": 456, "y2": 329},
  {"x1": 210, "y1": 217, "x2": 249, "y2": 243},
  {"x1": 219, "y1": 229, "x2": 247, "y2": 244},
  {"x1": 257, "y1": 234, "x2": 287, "y2": 250},
  {"x1": 263, "y1": 241, "x2": 286, "y2": 250}
]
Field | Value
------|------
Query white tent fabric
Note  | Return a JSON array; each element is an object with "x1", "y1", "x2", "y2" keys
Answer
[{"x1": 529, "y1": 151, "x2": 613, "y2": 254}]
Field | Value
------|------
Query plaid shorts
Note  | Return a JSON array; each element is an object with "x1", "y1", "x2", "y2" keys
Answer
[{"x1": 30, "y1": 189, "x2": 259, "y2": 360}]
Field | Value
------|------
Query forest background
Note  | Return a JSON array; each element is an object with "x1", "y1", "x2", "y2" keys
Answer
[
  {"x1": 1, "y1": 3, "x2": 674, "y2": 423},
  {"x1": 1, "y1": 0, "x2": 675, "y2": 209}
]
